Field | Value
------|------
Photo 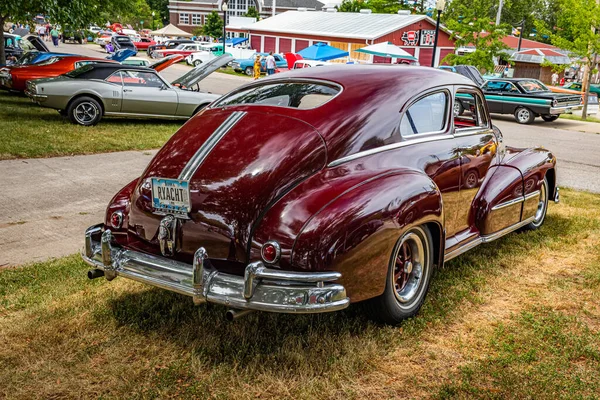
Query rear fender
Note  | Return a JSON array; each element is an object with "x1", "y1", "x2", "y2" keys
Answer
[{"x1": 292, "y1": 170, "x2": 444, "y2": 302}]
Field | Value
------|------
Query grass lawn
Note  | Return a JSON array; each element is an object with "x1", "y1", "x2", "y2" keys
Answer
[
  {"x1": 216, "y1": 66, "x2": 253, "y2": 78},
  {"x1": 1, "y1": 190, "x2": 599, "y2": 399},
  {"x1": 559, "y1": 113, "x2": 600, "y2": 123},
  {"x1": 0, "y1": 90, "x2": 181, "y2": 160}
]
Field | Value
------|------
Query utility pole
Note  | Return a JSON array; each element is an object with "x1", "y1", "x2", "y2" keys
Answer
[
  {"x1": 517, "y1": 18, "x2": 525, "y2": 51},
  {"x1": 495, "y1": 0, "x2": 504, "y2": 26}
]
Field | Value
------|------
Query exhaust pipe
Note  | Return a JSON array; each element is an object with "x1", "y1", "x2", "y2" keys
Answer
[
  {"x1": 225, "y1": 309, "x2": 254, "y2": 321},
  {"x1": 87, "y1": 269, "x2": 105, "y2": 279}
]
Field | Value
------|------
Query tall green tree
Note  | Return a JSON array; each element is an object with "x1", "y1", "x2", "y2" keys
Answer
[
  {"x1": 536, "y1": 0, "x2": 600, "y2": 119},
  {"x1": 202, "y1": 11, "x2": 223, "y2": 40},
  {"x1": 443, "y1": 15, "x2": 509, "y2": 72},
  {"x1": 336, "y1": 0, "x2": 412, "y2": 13},
  {"x1": 146, "y1": 0, "x2": 169, "y2": 25},
  {"x1": 1, "y1": 0, "x2": 133, "y2": 64},
  {"x1": 244, "y1": 6, "x2": 260, "y2": 19}
]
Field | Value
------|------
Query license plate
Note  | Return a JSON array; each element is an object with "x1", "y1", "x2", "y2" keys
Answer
[{"x1": 151, "y1": 178, "x2": 191, "y2": 216}]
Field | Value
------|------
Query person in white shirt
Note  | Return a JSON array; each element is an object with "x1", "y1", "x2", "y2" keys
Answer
[
  {"x1": 551, "y1": 72, "x2": 559, "y2": 86},
  {"x1": 265, "y1": 51, "x2": 276, "y2": 75}
]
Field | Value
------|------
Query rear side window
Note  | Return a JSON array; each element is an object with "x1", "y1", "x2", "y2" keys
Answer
[
  {"x1": 400, "y1": 91, "x2": 448, "y2": 135},
  {"x1": 454, "y1": 90, "x2": 488, "y2": 129},
  {"x1": 213, "y1": 82, "x2": 341, "y2": 110}
]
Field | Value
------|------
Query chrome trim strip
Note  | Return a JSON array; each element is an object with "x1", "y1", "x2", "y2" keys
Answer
[
  {"x1": 481, "y1": 216, "x2": 535, "y2": 242},
  {"x1": 524, "y1": 190, "x2": 541, "y2": 201},
  {"x1": 491, "y1": 196, "x2": 524, "y2": 211},
  {"x1": 444, "y1": 216, "x2": 536, "y2": 261},
  {"x1": 328, "y1": 134, "x2": 453, "y2": 168},
  {"x1": 82, "y1": 225, "x2": 349, "y2": 314},
  {"x1": 104, "y1": 112, "x2": 188, "y2": 119},
  {"x1": 178, "y1": 111, "x2": 246, "y2": 181}
]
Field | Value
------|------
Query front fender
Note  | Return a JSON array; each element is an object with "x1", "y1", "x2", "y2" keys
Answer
[{"x1": 292, "y1": 170, "x2": 443, "y2": 302}]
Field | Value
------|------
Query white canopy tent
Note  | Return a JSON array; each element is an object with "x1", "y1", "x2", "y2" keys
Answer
[
  {"x1": 149, "y1": 24, "x2": 193, "y2": 38},
  {"x1": 356, "y1": 42, "x2": 417, "y2": 61}
]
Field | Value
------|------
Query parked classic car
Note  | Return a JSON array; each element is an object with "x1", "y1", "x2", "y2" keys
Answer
[
  {"x1": 147, "y1": 39, "x2": 195, "y2": 55},
  {"x1": 561, "y1": 81, "x2": 600, "y2": 95},
  {"x1": 133, "y1": 37, "x2": 156, "y2": 51},
  {"x1": 111, "y1": 35, "x2": 137, "y2": 55},
  {"x1": 62, "y1": 26, "x2": 86, "y2": 44},
  {"x1": 232, "y1": 52, "x2": 288, "y2": 76},
  {"x1": 151, "y1": 43, "x2": 207, "y2": 59},
  {"x1": 0, "y1": 56, "x2": 119, "y2": 92},
  {"x1": 26, "y1": 55, "x2": 233, "y2": 125},
  {"x1": 479, "y1": 78, "x2": 582, "y2": 123},
  {"x1": 82, "y1": 65, "x2": 558, "y2": 324},
  {"x1": 2, "y1": 34, "x2": 50, "y2": 65}
]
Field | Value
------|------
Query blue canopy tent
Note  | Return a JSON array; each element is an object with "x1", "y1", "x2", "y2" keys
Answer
[
  {"x1": 297, "y1": 42, "x2": 349, "y2": 61},
  {"x1": 219, "y1": 37, "x2": 249, "y2": 46}
]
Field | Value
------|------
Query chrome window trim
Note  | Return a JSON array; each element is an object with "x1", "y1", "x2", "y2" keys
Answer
[
  {"x1": 210, "y1": 78, "x2": 344, "y2": 111},
  {"x1": 327, "y1": 134, "x2": 453, "y2": 168},
  {"x1": 399, "y1": 88, "x2": 452, "y2": 138}
]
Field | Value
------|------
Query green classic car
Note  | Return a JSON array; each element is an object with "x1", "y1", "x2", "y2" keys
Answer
[
  {"x1": 562, "y1": 81, "x2": 600, "y2": 95},
  {"x1": 456, "y1": 78, "x2": 583, "y2": 124}
]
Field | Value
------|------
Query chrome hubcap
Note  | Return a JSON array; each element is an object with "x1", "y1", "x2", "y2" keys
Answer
[
  {"x1": 534, "y1": 181, "x2": 547, "y2": 224},
  {"x1": 74, "y1": 102, "x2": 97, "y2": 124},
  {"x1": 517, "y1": 109, "x2": 530, "y2": 122},
  {"x1": 393, "y1": 232, "x2": 426, "y2": 304}
]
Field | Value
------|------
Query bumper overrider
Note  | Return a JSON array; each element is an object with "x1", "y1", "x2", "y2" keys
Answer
[{"x1": 82, "y1": 224, "x2": 350, "y2": 314}]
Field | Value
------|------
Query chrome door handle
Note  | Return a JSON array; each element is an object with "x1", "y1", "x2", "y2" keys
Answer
[{"x1": 123, "y1": 89, "x2": 132, "y2": 92}]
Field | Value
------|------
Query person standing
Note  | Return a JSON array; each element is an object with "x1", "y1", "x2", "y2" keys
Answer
[
  {"x1": 37, "y1": 24, "x2": 46, "y2": 40},
  {"x1": 50, "y1": 26, "x2": 59, "y2": 47},
  {"x1": 265, "y1": 51, "x2": 276, "y2": 76},
  {"x1": 45, "y1": 23, "x2": 51, "y2": 41},
  {"x1": 253, "y1": 54, "x2": 261, "y2": 80},
  {"x1": 551, "y1": 71, "x2": 559, "y2": 86}
]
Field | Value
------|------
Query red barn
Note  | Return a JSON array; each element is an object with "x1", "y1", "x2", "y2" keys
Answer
[{"x1": 228, "y1": 9, "x2": 456, "y2": 66}]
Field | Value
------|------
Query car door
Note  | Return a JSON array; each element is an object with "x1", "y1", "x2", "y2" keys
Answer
[
  {"x1": 481, "y1": 80, "x2": 505, "y2": 114},
  {"x1": 500, "y1": 82, "x2": 522, "y2": 114},
  {"x1": 399, "y1": 89, "x2": 463, "y2": 238},
  {"x1": 453, "y1": 87, "x2": 497, "y2": 233},
  {"x1": 120, "y1": 70, "x2": 178, "y2": 116}
]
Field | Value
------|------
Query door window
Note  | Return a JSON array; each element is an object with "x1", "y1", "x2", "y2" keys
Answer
[
  {"x1": 483, "y1": 81, "x2": 519, "y2": 93},
  {"x1": 106, "y1": 71, "x2": 123, "y2": 85},
  {"x1": 454, "y1": 90, "x2": 488, "y2": 130},
  {"x1": 121, "y1": 71, "x2": 165, "y2": 88},
  {"x1": 400, "y1": 91, "x2": 448, "y2": 136}
]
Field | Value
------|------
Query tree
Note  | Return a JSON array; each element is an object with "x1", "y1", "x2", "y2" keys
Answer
[
  {"x1": 146, "y1": 0, "x2": 169, "y2": 25},
  {"x1": 442, "y1": 15, "x2": 510, "y2": 72},
  {"x1": 202, "y1": 11, "x2": 223, "y2": 40},
  {"x1": 244, "y1": 6, "x2": 260, "y2": 19},
  {"x1": 536, "y1": 0, "x2": 600, "y2": 119},
  {"x1": 0, "y1": 0, "x2": 133, "y2": 64},
  {"x1": 336, "y1": 0, "x2": 412, "y2": 13}
]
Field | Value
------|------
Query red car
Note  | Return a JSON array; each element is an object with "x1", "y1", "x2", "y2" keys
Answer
[
  {"x1": 83, "y1": 66, "x2": 558, "y2": 324},
  {"x1": 0, "y1": 56, "x2": 116, "y2": 92},
  {"x1": 133, "y1": 37, "x2": 156, "y2": 51}
]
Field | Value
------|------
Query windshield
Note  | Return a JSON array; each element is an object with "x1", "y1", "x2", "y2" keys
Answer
[
  {"x1": 174, "y1": 44, "x2": 187, "y2": 50},
  {"x1": 35, "y1": 56, "x2": 61, "y2": 66},
  {"x1": 64, "y1": 64, "x2": 94, "y2": 78},
  {"x1": 519, "y1": 80, "x2": 549, "y2": 93},
  {"x1": 16, "y1": 52, "x2": 39, "y2": 65},
  {"x1": 213, "y1": 81, "x2": 341, "y2": 110}
]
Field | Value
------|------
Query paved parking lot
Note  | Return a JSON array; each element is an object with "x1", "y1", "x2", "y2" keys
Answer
[{"x1": 1, "y1": 43, "x2": 599, "y2": 266}]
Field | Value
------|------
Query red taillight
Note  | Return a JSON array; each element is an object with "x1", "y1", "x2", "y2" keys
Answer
[
  {"x1": 261, "y1": 241, "x2": 280, "y2": 264},
  {"x1": 110, "y1": 211, "x2": 123, "y2": 229}
]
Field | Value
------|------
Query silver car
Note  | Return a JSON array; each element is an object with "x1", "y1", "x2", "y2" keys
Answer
[{"x1": 25, "y1": 55, "x2": 233, "y2": 126}]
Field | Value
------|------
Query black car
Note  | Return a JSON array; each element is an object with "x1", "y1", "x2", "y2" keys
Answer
[
  {"x1": 147, "y1": 39, "x2": 195, "y2": 55},
  {"x1": 111, "y1": 35, "x2": 138, "y2": 55},
  {"x1": 2, "y1": 34, "x2": 50, "y2": 66}
]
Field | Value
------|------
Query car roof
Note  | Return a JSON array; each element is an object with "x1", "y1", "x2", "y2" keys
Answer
[
  {"x1": 70, "y1": 63, "x2": 154, "y2": 79},
  {"x1": 232, "y1": 65, "x2": 479, "y2": 161}
]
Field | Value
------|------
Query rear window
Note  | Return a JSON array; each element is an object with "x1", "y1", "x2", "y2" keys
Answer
[
  {"x1": 64, "y1": 64, "x2": 94, "y2": 78},
  {"x1": 213, "y1": 81, "x2": 340, "y2": 110},
  {"x1": 518, "y1": 80, "x2": 548, "y2": 93},
  {"x1": 116, "y1": 37, "x2": 131, "y2": 42}
]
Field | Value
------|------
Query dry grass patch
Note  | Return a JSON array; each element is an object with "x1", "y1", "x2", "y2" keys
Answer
[{"x1": 1, "y1": 190, "x2": 599, "y2": 399}]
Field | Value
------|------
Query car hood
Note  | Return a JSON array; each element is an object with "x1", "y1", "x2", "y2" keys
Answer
[
  {"x1": 126, "y1": 108, "x2": 326, "y2": 268},
  {"x1": 107, "y1": 49, "x2": 136, "y2": 62},
  {"x1": 149, "y1": 54, "x2": 184, "y2": 72},
  {"x1": 23, "y1": 34, "x2": 50, "y2": 52},
  {"x1": 171, "y1": 54, "x2": 234, "y2": 88}
]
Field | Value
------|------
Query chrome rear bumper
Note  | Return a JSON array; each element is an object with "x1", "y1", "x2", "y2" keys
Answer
[{"x1": 82, "y1": 224, "x2": 349, "y2": 313}]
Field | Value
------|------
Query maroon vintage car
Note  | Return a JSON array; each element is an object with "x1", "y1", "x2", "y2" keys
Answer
[{"x1": 83, "y1": 66, "x2": 559, "y2": 324}]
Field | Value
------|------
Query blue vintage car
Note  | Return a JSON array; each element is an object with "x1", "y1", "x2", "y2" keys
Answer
[{"x1": 231, "y1": 52, "x2": 288, "y2": 76}]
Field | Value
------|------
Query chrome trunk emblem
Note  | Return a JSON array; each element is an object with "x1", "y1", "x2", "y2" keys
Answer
[{"x1": 158, "y1": 215, "x2": 179, "y2": 256}]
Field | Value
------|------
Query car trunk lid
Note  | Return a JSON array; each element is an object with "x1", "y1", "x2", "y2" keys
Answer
[{"x1": 126, "y1": 108, "x2": 326, "y2": 273}]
